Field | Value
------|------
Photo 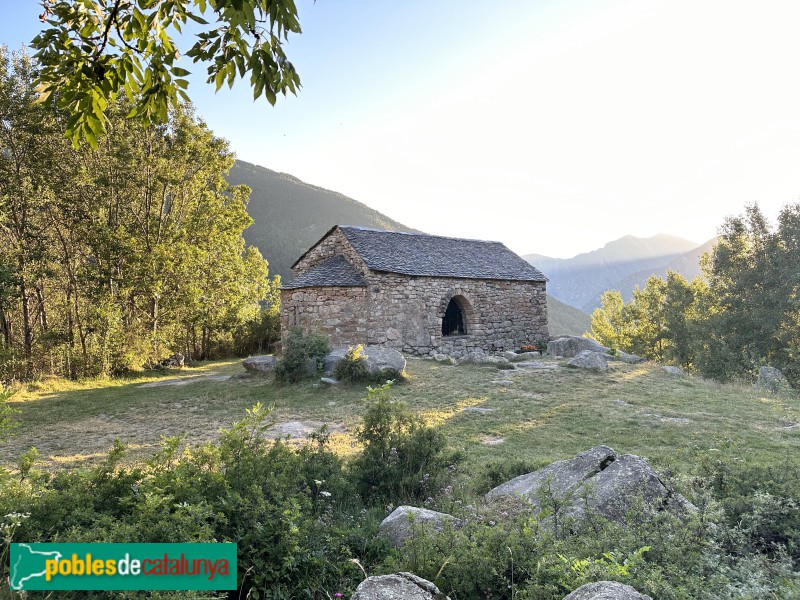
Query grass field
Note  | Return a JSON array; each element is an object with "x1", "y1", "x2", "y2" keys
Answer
[{"x1": 3, "y1": 357, "x2": 799, "y2": 480}]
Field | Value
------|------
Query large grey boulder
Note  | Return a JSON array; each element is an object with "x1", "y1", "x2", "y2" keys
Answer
[
  {"x1": 379, "y1": 506, "x2": 461, "y2": 548},
  {"x1": 351, "y1": 572, "x2": 450, "y2": 600},
  {"x1": 567, "y1": 350, "x2": 608, "y2": 371},
  {"x1": 756, "y1": 366, "x2": 789, "y2": 392},
  {"x1": 547, "y1": 336, "x2": 609, "y2": 358},
  {"x1": 486, "y1": 446, "x2": 695, "y2": 525},
  {"x1": 324, "y1": 345, "x2": 407, "y2": 376},
  {"x1": 563, "y1": 581, "x2": 652, "y2": 600},
  {"x1": 241, "y1": 355, "x2": 278, "y2": 374},
  {"x1": 486, "y1": 446, "x2": 617, "y2": 503}
]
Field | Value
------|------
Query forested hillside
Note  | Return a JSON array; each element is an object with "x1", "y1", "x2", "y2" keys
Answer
[
  {"x1": 547, "y1": 295, "x2": 591, "y2": 336},
  {"x1": 227, "y1": 161, "x2": 416, "y2": 279}
]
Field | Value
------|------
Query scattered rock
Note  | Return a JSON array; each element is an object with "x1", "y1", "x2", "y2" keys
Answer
[
  {"x1": 567, "y1": 350, "x2": 608, "y2": 371},
  {"x1": 324, "y1": 345, "x2": 407, "y2": 376},
  {"x1": 268, "y1": 421, "x2": 345, "y2": 439},
  {"x1": 616, "y1": 351, "x2": 645, "y2": 364},
  {"x1": 320, "y1": 377, "x2": 340, "y2": 385},
  {"x1": 491, "y1": 380, "x2": 514, "y2": 386},
  {"x1": 547, "y1": 336, "x2": 609, "y2": 358},
  {"x1": 483, "y1": 437, "x2": 505, "y2": 445},
  {"x1": 515, "y1": 361, "x2": 559, "y2": 370},
  {"x1": 351, "y1": 572, "x2": 450, "y2": 600},
  {"x1": 458, "y1": 351, "x2": 509, "y2": 366},
  {"x1": 462, "y1": 406, "x2": 495, "y2": 414},
  {"x1": 433, "y1": 353, "x2": 456, "y2": 365},
  {"x1": 486, "y1": 445, "x2": 695, "y2": 525},
  {"x1": 756, "y1": 366, "x2": 789, "y2": 392},
  {"x1": 563, "y1": 581, "x2": 652, "y2": 600},
  {"x1": 168, "y1": 353, "x2": 185, "y2": 367},
  {"x1": 502, "y1": 351, "x2": 542, "y2": 362},
  {"x1": 661, "y1": 416, "x2": 692, "y2": 424},
  {"x1": 379, "y1": 506, "x2": 461, "y2": 548},
  {"x1": 662, "y1": 366, "x2": 685, "y2": 376},
  {"x1": 242, "y1": 355, "x2": 278, "y2": 374}
]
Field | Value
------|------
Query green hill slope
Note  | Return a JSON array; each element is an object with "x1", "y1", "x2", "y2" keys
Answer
[
  {"x1": 227, "y1": 160, "x2": 416, "y2": 279},
  {"x1": 547, "y1": 295, "x2": 591, "y2": 337}
]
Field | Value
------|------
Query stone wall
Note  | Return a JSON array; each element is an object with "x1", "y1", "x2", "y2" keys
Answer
[
  {"x1": 364, "y1": 273, "x2": 548, "y2": 355},
  {"x1": 281, "y1": 286, "x2": 368, "y2": 347}
]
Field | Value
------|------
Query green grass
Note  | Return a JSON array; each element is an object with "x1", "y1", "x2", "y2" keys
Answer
[{"x1": 3, "y1": 357, "x2": 799, "y2": 479}]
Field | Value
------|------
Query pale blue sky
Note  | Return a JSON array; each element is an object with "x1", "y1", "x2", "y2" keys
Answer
[{"x1": 4, "y1": 1, "x2": 800, "y2": 257}]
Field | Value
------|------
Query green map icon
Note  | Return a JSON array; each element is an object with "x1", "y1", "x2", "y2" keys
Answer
[{"x1": 10, "y1": 543, "x2": 63, "y2": 590}]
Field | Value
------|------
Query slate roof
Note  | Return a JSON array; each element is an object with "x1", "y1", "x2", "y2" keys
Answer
[
  {"x1": 282, "y1": 254, "x2": 367, "y2": 289},
  {"x1": 290, "y1": 226, "x2": 547, "y2": 284}
]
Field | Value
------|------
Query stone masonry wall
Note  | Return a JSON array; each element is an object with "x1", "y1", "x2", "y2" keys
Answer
[
  {"x1": 281, "y1": 286, "x2": 368, "y2": 347},
  {"x1": 364, "y1": 273, "x2": 548, "y2": 355}
]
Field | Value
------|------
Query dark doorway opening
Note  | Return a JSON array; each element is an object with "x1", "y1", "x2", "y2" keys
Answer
[{"x1": 442, "y1": 298, "x2": 466, "y2": 336}]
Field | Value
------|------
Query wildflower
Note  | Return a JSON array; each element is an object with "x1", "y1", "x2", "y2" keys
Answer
[{"x1": 320, "y1": 491, "x2": 332, "y2": 498}]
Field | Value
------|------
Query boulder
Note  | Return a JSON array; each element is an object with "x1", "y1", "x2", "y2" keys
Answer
[
  {"x1": 563, "y1": 581, "x2": 652, "y2": 600},
  {"x1": 351, "y1": 572, "x2": 450, "y2": 600},
  {"x1": 756, "y1": 366, "x2": 789, "y2": 392},
  {"x1": 168, "y1": 353, "x2": 185, "y2": 367},
  {"x1": 616, "y1": 351, "x2": 645, "y2": 364},
  {"x1": 241, "y1": 355, "x2": 278, "y2": 374},
  {"x1": 324, "y1": 345, "x2": 407, "y2": 376},
  {"x1": 487, "y1": 446, "x2": 617, "y2": 503},
  {"x1": 323, "y1": 347, "x2": 350, "y2": 375},
  {"x1": 379, "y1": 506, "x2": 461, "y2": 548},
  {"x1": 320, "y1": 377, "x2": 339, "y2": 385},
  {"x1": 662, "y1": 366, "x2": 685, "y2": 376},
  {"x1": 547, "y1": 336, "x2": 609, "y2": 358},
  {"x1": 486, "y1": 446, "x2": 695, "y2": 525},
  {"x1": 567, "y1": 350, "x2": 608, "y2": 371}
]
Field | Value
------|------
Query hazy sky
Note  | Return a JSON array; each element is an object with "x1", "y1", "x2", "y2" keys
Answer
[{"x1": 4, "y1": 0, "x2": 800, "y2": 257}]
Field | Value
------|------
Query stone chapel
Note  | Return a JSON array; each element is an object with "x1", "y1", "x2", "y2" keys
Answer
[{"x1": 281, "y1": 226, "x2": 548, "y2": 355}]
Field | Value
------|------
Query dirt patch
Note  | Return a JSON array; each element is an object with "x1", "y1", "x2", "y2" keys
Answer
[
  {"x1": 0, "y1": 404, "x2": 231, "y2": 468},
  {"x1": 268, "y1": 420, "x2": 347, "y2": 439},
  {"x1": 138, "y1": 373, "x2": 231, "y2": 388}
]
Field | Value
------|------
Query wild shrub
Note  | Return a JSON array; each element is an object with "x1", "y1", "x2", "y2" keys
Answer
[
  {"x1": 333, "y1": 344, "x2": 371, "y2": 383},
  {"x1": 348, "y1": 383, "x2": 462, "y2": 504},
  {"x1": 274, "y1": 327, "x2": 330, "y2": 383}
]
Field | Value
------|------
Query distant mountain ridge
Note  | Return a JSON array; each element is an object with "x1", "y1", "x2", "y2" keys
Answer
[
  {"x1": 226, "y1": 160, "x2": 590, "y2": 337},
  {"x1": 524, "y1": 235, "x2": 716, "y2": 313}
]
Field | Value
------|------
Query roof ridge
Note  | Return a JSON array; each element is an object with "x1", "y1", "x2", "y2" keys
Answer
[{"x1": 339, "y1": 225, "x2": 505, "y2": 246}]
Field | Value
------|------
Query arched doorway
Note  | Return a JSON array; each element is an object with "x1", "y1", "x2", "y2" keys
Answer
[{"x1": 442, "y1": 297, "x2": 467, "y2": 336}]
